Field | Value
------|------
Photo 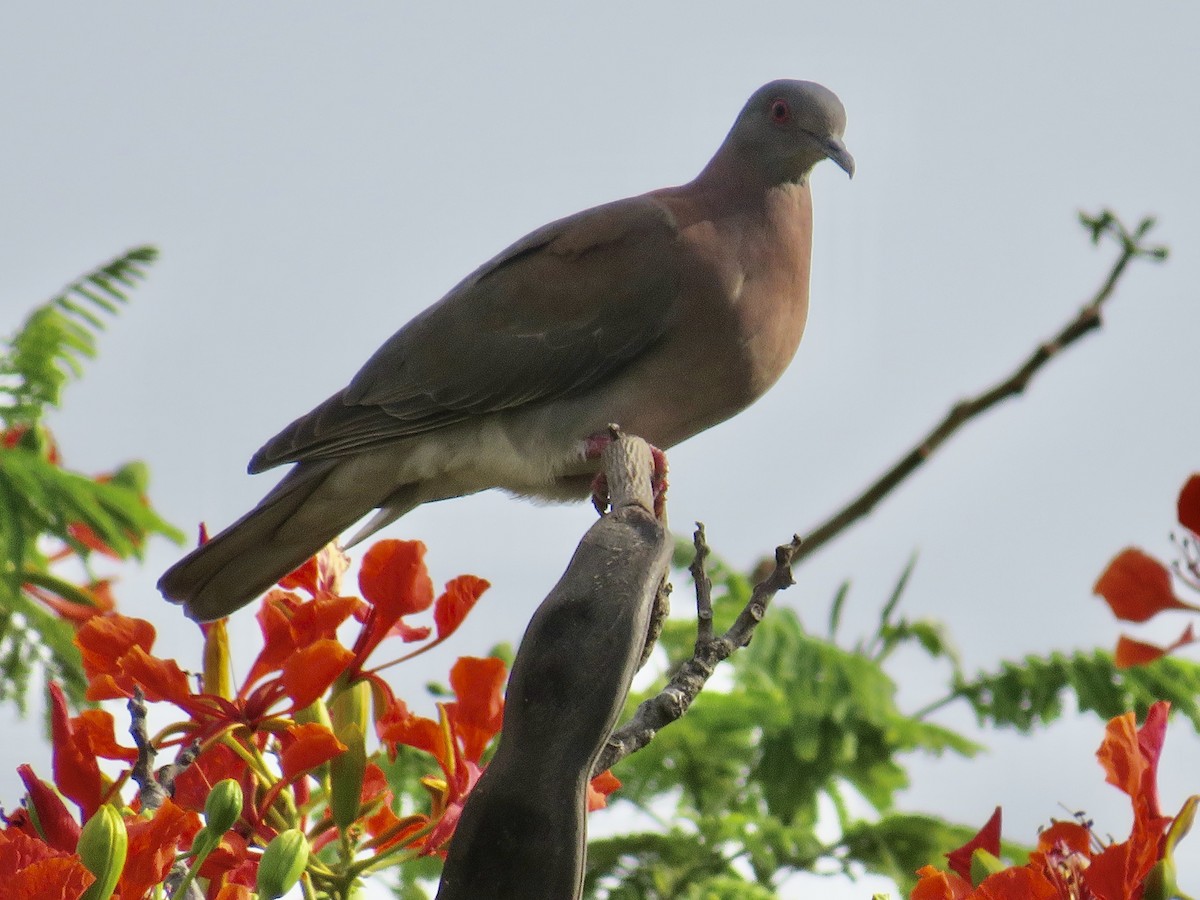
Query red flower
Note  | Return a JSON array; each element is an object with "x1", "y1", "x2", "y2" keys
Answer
[
  {"x1": 47, "y1": 683, "x2": 104, "y2": 820},
  {"x1": 947, "y1": 807, "x2": 1001, "y2": 881},
  {"x1": 351, "y1": 542, "x2": 489, "y2": 675},
  {"x1": 910, "y1": 702, "x2": 1186, "y2": 900},
  {"x1": 12, "y1": 766, "x2": 79, "y2": 853},
  {"x1": 1096, "y1": 472, "x2": 1200, "y2": 667},
  {"x1": 117, "y1": 800, "x2": 202, "y2": 900},
  {"x1": 587, "y1": 770, "x2": 622, "y2": 811},
  {"x1": 0, "y1": 829, "x2": 94, "y2": 900}
]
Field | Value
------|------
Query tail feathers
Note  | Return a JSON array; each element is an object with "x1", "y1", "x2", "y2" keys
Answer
[{"x1": 159, "y1": 461, "x2": 394, "y2": 622}]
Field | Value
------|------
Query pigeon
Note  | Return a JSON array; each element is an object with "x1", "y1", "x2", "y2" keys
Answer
[{"x1": 159, "y1": 79, "x2": 853, "y2": 621}]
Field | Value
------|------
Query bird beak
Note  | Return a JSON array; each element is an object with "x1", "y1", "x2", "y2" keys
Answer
[{"x1": 822, "y1": 137, "x2": 855, "y2": 179}]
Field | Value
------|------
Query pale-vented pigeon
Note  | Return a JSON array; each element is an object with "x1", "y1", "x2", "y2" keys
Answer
[{"x1": 159, "y1": 79, "x2": 853, "y2": 621}]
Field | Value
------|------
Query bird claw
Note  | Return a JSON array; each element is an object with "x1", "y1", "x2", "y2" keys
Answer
[{"x1": 586, "y1": 431, "x2": 668, "y2": 518}]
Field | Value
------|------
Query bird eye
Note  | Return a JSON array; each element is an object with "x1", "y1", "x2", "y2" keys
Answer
[{"x1": 769, "y1": 99, "x2": 791, "y2": 124}]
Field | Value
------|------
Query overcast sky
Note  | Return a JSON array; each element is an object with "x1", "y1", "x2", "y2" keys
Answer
[{"x1": 3, "y1": 3, "x2": 1199, "y2": 896}]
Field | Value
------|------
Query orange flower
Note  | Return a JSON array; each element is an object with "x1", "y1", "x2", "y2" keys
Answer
[
  {"x1": 117, "y1": 800, "x2": 202, "y2": 900},
  {"x1": 7, "y1": 535, "x2": 496, "y2": 897},
  {"x1": 1096, "y1": 472, "x2": 1200, "y2": 667},
  {"x1": 351, "y1": 541, "x2": 490, "y2": 675},
  {"x1": 47, "y1": 683, "x2": 104, "y2": 820},
  {"x1": 587, "y1": 770, "x2": 622, "y2": 811},
  {"x1": 0, "y1": 829, "x2": 94, "y2": 900},
  {"x1": 11, "y1": 766, "x2": 79, "y2": 852},
  {"x1": 377, "y1": 656, "x2": 508, "y2": 854},
  {"x1": 910, "y1": 702, "x2": 1187, "y2": 900}
]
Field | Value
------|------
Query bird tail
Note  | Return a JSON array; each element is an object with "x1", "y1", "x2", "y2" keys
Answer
[{"x1": 158, "y1": 460, "x2": 415, "y2": 622}]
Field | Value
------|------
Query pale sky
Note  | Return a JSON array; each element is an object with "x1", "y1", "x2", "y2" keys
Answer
[{"x1": 3, "y1": 3, "x2": 1199, "y2": 896}]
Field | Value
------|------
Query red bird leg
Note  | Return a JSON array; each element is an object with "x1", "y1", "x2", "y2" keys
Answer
[
  {"x1": 650, "y1": 445, "x2": 669, "y2": 518},
  {"x1": 582, "y1": 429, "x2": 669, "y2": 517},
  {"x1": 584, "y1": 431, "x2": 614, "y2": 514}
]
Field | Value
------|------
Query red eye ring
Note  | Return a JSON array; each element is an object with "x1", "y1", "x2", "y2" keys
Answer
[{"x1": 769, "y1": 98, "x2": 791, "y2": 124}]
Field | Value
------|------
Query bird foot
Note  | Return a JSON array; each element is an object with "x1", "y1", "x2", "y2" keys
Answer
[{"x1": 585, "y1": 429, "x2": 668, "y2": 518}]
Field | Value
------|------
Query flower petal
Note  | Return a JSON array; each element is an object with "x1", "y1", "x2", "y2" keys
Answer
[
  {"x1": 1177, "y1": 473, "x2": 1200, "y2": 535},
  {"x1": 445, "y1": 656, "x2": 506, "y2": 764},
  {"x1": 118, "y1": 799, "x2": 202, "y2": 900},
  {"x1": 48, "y1": 683, "x2": 103, "y2": 819},
  {"x1": 281, "y1": 639, "x2": 354, "y2": 709},
  {"x1": 358, "y1": 540, "x2": 434, "y2": 617},
  {"x1": 911, "y1": 865, "x2": 973, "y2": 900},
  {"x1": 434, "y1": 576, "x2": 489, "y2": 642},
  {"x1": 1094, "y1": 548, "x2": 1194, "y2": 622},
  {"x1": 946, "y1": 806, "x2": 1001, "y2": 881},
  {"x1": 587, "y1": 770, "x2": 621, "y2": 811},
  {"x1": 281, "y1": 723, "x2": 347, "y2": 781},
  {"x1": 974, "y1": 866, "x2": 1059, "y2": 899},
  {"x1": 15, "y1": 766, "x2": 79, "y2": 852}
]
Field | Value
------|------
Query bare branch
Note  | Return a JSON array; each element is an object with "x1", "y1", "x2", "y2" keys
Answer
[
  {"x1": 791, "y1": 210, "x2": 1167, "y2": 568},
  {"x1": 127, "y1": 687, "x2": 198, "y2": 815},
  {"x1": 127, "y1": 688, "x2": 168, "y2": 813},
  {"x1": 595, "y1": 528, "x2": 802, "y2": 773},
  {"x1": 690, "y1": 523, "x2": 714, "y2": 646}
]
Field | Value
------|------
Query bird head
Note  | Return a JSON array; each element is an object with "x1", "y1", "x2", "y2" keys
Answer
[{"x1": 723, "y1": 79, "x2": 854, "y2": 185}]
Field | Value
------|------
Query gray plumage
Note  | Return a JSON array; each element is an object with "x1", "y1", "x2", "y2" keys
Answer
[{"x1": 159, "y1": 79, "x2": 853, "y2": 621}]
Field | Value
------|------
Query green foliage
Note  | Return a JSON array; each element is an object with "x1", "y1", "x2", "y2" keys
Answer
[
  {"x1": 1, "y1": 246, "x2": 158, "y2": 425},
  {"x1": 0, "y1": 247, "x2": 182, "y2": 711},
  {"x1": 588, "y1": 540, "x2": 1200, "y2": 898},
  {"x1": 585, "y1": 549, "x2": 981, "y2": 898},
  {"x1": 942, "y1": 649, "x2": 1200, "y2": 733}
]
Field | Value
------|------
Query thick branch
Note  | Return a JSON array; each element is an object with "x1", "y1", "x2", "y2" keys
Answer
[
  {"x1": 792, "y1": 211, "x2": 1167, "y2": 567},
  {"x1": 438, "y1": 435, "x2": 669, "y2": 900}
]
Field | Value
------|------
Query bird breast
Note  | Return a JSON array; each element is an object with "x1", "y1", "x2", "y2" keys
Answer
[{"x1": 657, "y1": 181, "x2": 814, "y2": 435}]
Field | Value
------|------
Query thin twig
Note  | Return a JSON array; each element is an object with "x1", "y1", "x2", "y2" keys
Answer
[
  {"x1": 690, "y1": 524, "x2": 714, "y2": 646},
  {"x1": 127, "y1": 687, "x2": 198, "y2": 813},
  {"x1": 790, "y1": 210, "x2": 1167, "y2": 568},
  {"x1": 638, "y1": 578, "x2": 672, "y2": 670},
  {"x1": 594, "y1": 528, "x2": 801, "y2": 773},
  {"x1": 127, "y1": 688, "x2": 168, "y2": 813}
]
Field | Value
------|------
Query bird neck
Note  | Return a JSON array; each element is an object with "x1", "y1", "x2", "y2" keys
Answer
[{"x1": 692, "y1": 146, "x2": 809, "y2": 212}]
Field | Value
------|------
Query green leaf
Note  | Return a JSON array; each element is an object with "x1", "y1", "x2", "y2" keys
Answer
[
  {"x1": 2, "y1": 246, "x2": 157, "y2": 425},
  {"x1": 947, "y1": 650, "x2": 1200, "y2": 733}
]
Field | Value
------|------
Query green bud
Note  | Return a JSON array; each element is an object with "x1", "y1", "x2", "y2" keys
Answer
[
  {"x1": 970, "y1": 848, "x2": 1005, "y2": 886},
  {"x1": 203, "y1": 778, "x2": 243, "y2": 836},
  {"x1": 256, "y1": 828, "x2": 310, "y2": 899},
  {"x1": 329, "y1": 680, "x2": 370, "y2": 830},
  {"x1": 77, "y1": 806, "x2": 128, "y2": 900}
]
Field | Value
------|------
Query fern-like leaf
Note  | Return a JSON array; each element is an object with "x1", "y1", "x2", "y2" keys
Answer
[
  {"x1": 1, "y1": 245, "x2": 158, "y2": 425},
  {"x1": 0, "y1": 246, "x2": 175, "y2": 712}
]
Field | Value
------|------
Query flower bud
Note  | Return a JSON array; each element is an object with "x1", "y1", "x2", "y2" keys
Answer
[
  {"x1": 329, "y1": 680, "x2": 370, "y2": 829},
  {"x1": 203, "y1": 778, "x2": 243, "y2": 835},
  {"x1": 77, "y1": 805, "x2": 128, "y2": 900},
  {"x1": 256, "y1": 828, "x2": 310, "y2": 899}
]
